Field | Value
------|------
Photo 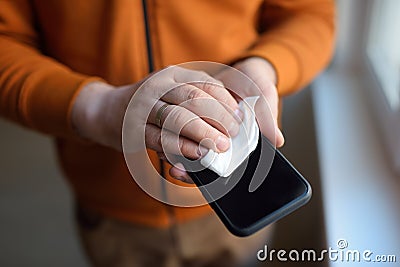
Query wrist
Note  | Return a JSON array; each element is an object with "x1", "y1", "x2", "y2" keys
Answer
[
  {"x1": 261, "y1": 58, "x2": 278, "y2": 86},
  {"x1": 71, "y1": 81, "x2": 115, "y2": 142},
  {"x1": 246, "y1": 57, "x2": 277, "y2": 85}
]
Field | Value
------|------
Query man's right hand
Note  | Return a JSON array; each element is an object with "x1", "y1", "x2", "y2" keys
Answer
[{"x1": 71, "y1": 66, "x2": 242, "y2": 159}]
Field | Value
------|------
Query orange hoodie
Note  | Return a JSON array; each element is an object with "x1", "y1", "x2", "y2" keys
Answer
[{"x1": 0, "y1": 0, "x2": 335, "y2": 227}]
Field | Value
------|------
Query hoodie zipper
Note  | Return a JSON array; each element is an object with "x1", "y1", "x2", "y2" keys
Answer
[
  {"x1": 141, "y1": 0, "x2": 155, "y2": 75},
  {"x1": 141, "y1": 1, "x2": 183, "y2": 264},
  {"x1": 141, "y1": 0, "x2": 165, "y2": 177}
]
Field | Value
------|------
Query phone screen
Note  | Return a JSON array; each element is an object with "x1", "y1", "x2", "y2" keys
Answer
[{"x1": 186, "y1": 134, "x2": 311, "y2": 236}]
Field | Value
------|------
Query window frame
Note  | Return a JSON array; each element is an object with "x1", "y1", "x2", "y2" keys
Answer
[{"x1": 362, "y1": 0, "x2": 400, "y2": 173}]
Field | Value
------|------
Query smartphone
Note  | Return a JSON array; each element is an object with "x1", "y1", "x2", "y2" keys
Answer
[{"x1": 183, "y1": 133, "x2": 312, "y2": 237}]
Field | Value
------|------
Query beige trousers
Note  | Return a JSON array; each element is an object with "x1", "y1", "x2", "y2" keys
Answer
[{"x1": 76, "y1": 207, "x2": 273, "y2": 267}]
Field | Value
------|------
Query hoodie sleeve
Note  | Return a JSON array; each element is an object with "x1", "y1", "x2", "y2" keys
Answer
[
  {"x1": 240, "y1": 0, "x2": 336, "y2": 96},
  {"x1": 0, "y1": 0, "x2": 100, "y2": 138}
]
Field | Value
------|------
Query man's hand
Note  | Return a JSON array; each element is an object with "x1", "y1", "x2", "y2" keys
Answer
[
  {"x1": 71, "y1": 66, "x2": 242, "y2": 159},
  {"x1": 72, "y1": 60, "x2": 283, "y2": 183},
  {"x1": 169, "y1": 57, "x2": 284, "y2": 181},
  {"x1": 225, "y1": 57, "x2": 284, "y2": 147}
]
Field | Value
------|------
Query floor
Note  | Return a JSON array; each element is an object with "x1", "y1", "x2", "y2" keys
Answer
[{"x1": 0, "y1": 87, "x2": 326, "y2": 267}]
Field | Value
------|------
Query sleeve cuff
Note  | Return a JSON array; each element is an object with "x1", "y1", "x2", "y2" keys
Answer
[{"x1": 237, "y1": 41, "x2": 302, "y2": 96}]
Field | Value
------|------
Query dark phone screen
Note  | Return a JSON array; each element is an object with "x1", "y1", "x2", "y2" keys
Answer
[{"x1": 188, "y1": 134, "x2": 308, "y2": 229}]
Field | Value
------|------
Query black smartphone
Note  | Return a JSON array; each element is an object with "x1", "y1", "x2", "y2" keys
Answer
[{"x1": 183, "y1": 133, "x2": 312, "y2": 237}]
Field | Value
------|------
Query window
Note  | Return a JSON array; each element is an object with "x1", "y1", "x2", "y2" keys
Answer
[
  {"x1": 366, "y1": 0, "x2": 400, "y2": 111},
  {"x1": 364, "y1": 0, "x2": 400, "y2": 173}
]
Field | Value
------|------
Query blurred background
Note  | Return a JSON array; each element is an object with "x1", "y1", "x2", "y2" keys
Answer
[{"x1": 1, "y1": 0, "x2": 399, "y2": 266}]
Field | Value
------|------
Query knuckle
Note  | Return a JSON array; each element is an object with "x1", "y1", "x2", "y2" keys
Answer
[
  {"x1": 169, "y1": 106, "x2": 191, "y2": 132},
  {"x1": 201, "y1": 81, "x2": 215, "y2": 94},
  {"x1": 169, "y1": 107, "x2": 183, "y2": 127},
  {"x1": 216, "y1": 93, "x2": 231, "y2": 108},
  {"x1": 201, "y1": 78, "x2": 221, "y2": 93},
  {"x1": 201, "y1": 125, "x2": 215, "y2": 141},
  {"x1": 187, "y1": 87, "x2": 205, "y2": 101},
  {"x1": 217, "y1": 111, "x2": 229, "y2": 126},
  {"x1": 178, "y1": 138, "x2": 187, "y2": 156},
  {"x1": 189, "y1": 97, "x2": 208, "y2": 110}
]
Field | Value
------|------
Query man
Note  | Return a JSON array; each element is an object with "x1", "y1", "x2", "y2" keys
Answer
[{"x1": 0, "y1": 0, "x2": 335, "y2": 266}]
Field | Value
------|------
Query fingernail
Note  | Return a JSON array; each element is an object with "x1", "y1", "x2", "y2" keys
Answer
[
  {"x1": 197, "y1": 146, "x2": 209, "y2": 158},
  {"x1": 216, "y1": 135, "x2": 230, "y2": 152},
  {"x1": 234, "y1": 108, "x2": 244, "y2": 122},
  {"x1": 275, "y1": 127, "x2": 285, "y2": 147}
]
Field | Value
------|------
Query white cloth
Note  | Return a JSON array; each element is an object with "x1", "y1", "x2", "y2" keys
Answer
[{"x1": 200, "y1": 96, "x2": 259, "y2": 177}]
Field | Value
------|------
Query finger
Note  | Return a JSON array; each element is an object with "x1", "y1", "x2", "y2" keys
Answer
[
  {"x1": 214, "y1": 67, "x2": 255, "y2": 101},
  {"x1": 213, "y1": 63, "x2": 284, "y2": 147},
  {"x1": 157, "y1": 153, "x2": 197, "y2": 184},
  {"x1": 255, "y1": 95, "x2": 284, "y2": 147},
  {"x1": 276, "y1": 128, "x2": 285, "y2": 147},
  {"x1": 160, "y1": 105, "x2": 231, "y2": 153},
  {"x1": 149, "y1": 102, "x2": 231, "y2": 153},
  {"x1": 172, "y1": 68, "x2": 239, "y2": 115},
  {"x1": 254, "y1": 78, "x2": 279, "y2": 122},
  {"x1": 254, "y1": 80, "x2": 284, "y2": 147},
  {"x1": 169, "y1": 163, "x2": 194, "y2": 184},
  {"x1": 236, "y1": 72, "x2": 283, "y2": 147},
  {"x1": 145, "y1": 124, "x2": 208, "y2": 159},
  {"x1": 215, "y1": 66, "x2": 278, "y2": 119},
  {"x1": 161, "y1": 84, "x2": 241, "y2": 137}
]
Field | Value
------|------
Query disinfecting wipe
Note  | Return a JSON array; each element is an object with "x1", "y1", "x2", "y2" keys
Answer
[{"x1": 200, "y1": 96, "x2": 260, "y2": 177}]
